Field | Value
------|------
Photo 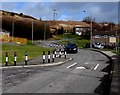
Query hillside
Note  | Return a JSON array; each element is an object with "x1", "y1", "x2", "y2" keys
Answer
[
  {"x1": 1, "y1": 10, "x2": 91, "y2": 40},
  {"x1": 3, "y1": 10, "x2": 119, "y2": 40},
  {"x1": 1, "y1": 10, "x2": 51, "y2": 40}
]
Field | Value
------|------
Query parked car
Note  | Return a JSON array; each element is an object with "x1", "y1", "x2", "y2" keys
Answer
[
  {"x1": 64, "y1": 43, "x2": 78, "y2": 53},
  {"x1": 93, "y1": 43, "x2": 104, "y2": 49}
]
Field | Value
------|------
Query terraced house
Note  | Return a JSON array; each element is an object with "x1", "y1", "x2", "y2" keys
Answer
[{"x1": 92, "y1": 31, "x2": 119, "y2": 48}]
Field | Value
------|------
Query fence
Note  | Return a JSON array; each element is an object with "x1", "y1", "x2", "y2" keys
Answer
[{"x1": 2, "y1": 36, "x2": 27, "y2": 45}]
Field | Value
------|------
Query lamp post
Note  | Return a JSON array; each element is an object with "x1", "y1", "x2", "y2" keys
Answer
[
  {"x1": 90, "y1": 12, "x2": 93, "y2": 49},
  {"x1": 12, "y1": 21, "x2": 14, "y2": 41},
  {"x1": 44, "y1": 23, "x2": 46, "y2": 41},
  {"x1": 32, "y1": 19, "x2": 34, "y2": 44},
  {"x1": 53, "y1": 9, "x2": 57, "y2": 21},
  {"x1": 116, "y1": 29, "x2": 119, "y2": 54},
  {"x1": 84, "y1": 11, "x2": 93, "y2": 49}
]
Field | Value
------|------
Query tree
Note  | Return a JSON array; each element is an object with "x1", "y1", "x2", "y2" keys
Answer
[
  {"x1": 39, "y1": 18, "x2": 42, "y2": 21},
  {"x1": 11, "y1": 12, "x2": 15, "y2": 16},
  {"x1": 83, "y1": 16, "x2": 95, "y2": 24},
  {"x1": 72, "y1": 27, "x2": 76, "y2": 35},
  {"x1": 82, "y1": 30, "x2": 90, "y2": 40},
  {"x1": 19, "y1": 13, "x2": 23, "y2": 16},
  {"x1": 57, "y1": 27, "x2": 64, "y2": 35}
]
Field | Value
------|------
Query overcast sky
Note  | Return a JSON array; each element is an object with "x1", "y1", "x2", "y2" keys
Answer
[{"x1": 1, "y1": 2, "x2": 119, "y2": 23}]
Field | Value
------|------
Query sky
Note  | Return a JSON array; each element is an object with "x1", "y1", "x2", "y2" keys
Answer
[{"x1": 1, "y1": 1, "x2": 119, "y2": 24}]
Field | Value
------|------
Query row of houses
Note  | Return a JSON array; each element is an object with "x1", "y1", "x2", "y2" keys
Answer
[
  {"x1": 75, "y1": 27, "x2": 119, "y2": 47},
  {"x1": 92, "y1": 31, "x2": 119, "y2": 47}
]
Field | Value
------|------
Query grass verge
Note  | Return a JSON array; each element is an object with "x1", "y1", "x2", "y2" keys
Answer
[
  {"x1": 56, "y1": 34, "x2": 90, "y2": 48},
  {"x1": 2, "y1": 41, "x2": 51, "y2": 65},
  {"x1": 58, "y1": 39, "x2": 89, "y2": 48}
]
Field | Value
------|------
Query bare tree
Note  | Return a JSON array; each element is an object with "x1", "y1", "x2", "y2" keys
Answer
[{"x1": 83, "y1": 16, "x2": 95, "y2": 24}]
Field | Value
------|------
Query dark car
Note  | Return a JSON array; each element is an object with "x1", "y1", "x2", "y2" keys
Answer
[{"x1": 64, "y1": 43, "x2": 78, "y2": 53}]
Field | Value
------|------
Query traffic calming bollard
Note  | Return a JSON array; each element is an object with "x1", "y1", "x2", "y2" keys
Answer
[
  {"x1": 52, "y1": 51, "x2": 55, "y2": 62},
  {"x1": 64, "y1": 50, "x2": 67, "y2": 58},
  {"x1": 59, "y1": 49, "x2": 61, "y2": 58},
  {"x1": 48, "y1": 51, "x2": 50, "y2": 63},
  {"x1": 25, "y1": 52, "x2": 28, "y2": 65},
  {"x1": 55, "y1": 49, "x2": 57, "y2": 58},
  {"x1": 5, "y1": 52, "x2": 8, "y2": 66},
  {"x1": 43, "y1": 51, "x2": 45, "y2": 64},
  {"x1": 14, "y1": 52, "x2": 17, "y2": 66}
]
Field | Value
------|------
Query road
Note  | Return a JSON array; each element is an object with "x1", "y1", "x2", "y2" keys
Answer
[{"x1": 2, "y1": 49, "x2": 111, "y2": 94}]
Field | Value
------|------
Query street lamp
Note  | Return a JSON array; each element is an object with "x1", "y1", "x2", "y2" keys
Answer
[
  {"x1": 32, "y1": 19, "x2": 34, "y2": 44},
  {"x1": 44, "y1": 23, "x2": 46, "y2": 41},
  {"x1": 116, "y1": 29, "x2": 119, "y2": 54},
  {"x1": 53, "y1": 9, "x2": 57, "y2": 21},
  {"x1": 12, "y1": 21, "x2": 14, "y2": 40},
  {"x1": 84, "y1": 11, "x2": 93, "y2": 49}
]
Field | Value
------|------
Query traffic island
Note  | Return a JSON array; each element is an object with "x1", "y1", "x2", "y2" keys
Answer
[{"x1": 1, "y1": 56, "x2": 73, "y2": 69}]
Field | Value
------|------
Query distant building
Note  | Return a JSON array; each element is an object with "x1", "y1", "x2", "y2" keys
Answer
[
  {"x1": 75, "y1": 27, "x2": 90, "y2": 35},
  {"x1": 0, "y1": 29, "x2": 10, "y2": 41},
  {"x1": 92, "y1": 31, "x2": 118, "y2": 47}
]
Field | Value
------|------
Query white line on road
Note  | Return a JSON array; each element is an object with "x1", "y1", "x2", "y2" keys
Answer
[
  {"x1": 85, "y1": 62, "x2": 89, "y2": 64},
  {"x1": 93, "y1": 64, "x2": 99, "y2": 70},
  {"x1": 76, "y1": 66, "x2": 86, "y2": 70},
  {"x1": 66, "y1": 62, "x2": 77, "y2": 69}
]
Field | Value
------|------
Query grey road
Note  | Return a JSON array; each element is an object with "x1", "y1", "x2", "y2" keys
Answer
[{"x1": 2, "y1": 49, "x2": 111, "y2": 94}]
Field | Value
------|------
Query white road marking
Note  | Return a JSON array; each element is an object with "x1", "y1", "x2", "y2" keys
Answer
[
  {"x1": 76, "y1": 66, "x2": 86, "y2": 70},
  {"x1": 67, "y1": 62, "x2": 77, "y2": 69},
  {"x1": 93, "y1": 64, "x2": 99, "y2": 70}
]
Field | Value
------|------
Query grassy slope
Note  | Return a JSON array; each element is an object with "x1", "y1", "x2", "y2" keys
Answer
[
  {"x1": 57, "y1": 34, "x2": 90, "y2": 48},
  {"x1": 2, "y1": 42, "x2": 51, "y2": 65}
]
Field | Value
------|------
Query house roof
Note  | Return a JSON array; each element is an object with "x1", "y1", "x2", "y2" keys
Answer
[
  {"x1": 48, "y1": 21, "x2": 90, "y2": 29},
  {"x1": 92, "y1": 31, "x2": 116, "y2": 36}
]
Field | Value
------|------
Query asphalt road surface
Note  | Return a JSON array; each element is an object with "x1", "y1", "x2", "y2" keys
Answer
[{"x1": 2, "y1": 49, "x2": 111, "y2": 94}]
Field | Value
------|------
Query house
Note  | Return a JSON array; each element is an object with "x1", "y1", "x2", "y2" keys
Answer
[
  {"x1": 92, "y1": 31, "x2": 118, "y2": 47},
  {"x1": 0, "y1": 29, "x2": 10, "y2": 42},
  {"x1": 75, "y1": 26, "x2": 90, "y2": 35}
]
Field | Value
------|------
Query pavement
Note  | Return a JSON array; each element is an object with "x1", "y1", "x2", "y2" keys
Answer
[
  {"x1": 95, "y1": 50, "x2": 120, "y2": 95},
  {"x1": 110, "y1": 55, "x2": 120, "y2": 95},
  {"x1": 1, "y1": 53, "x2": 72, "y2": 69}
]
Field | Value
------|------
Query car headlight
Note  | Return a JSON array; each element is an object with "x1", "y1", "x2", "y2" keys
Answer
[{"x1": 73, "y1": 48, "x2": 77, "y2": 50}]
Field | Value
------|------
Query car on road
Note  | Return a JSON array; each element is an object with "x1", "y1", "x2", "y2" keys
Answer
[
  {"x1": 93, "y1": 43, "x2": 104, "y2": 49},
  {"x1": 64, "y1": 43, "x2": 78, "y2": 53}
]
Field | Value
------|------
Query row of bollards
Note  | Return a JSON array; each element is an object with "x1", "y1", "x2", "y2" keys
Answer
[
  {"x1": 5, "y1": 52, "x2": 28, "y2": 66},
  {"x1": 42, "y1": 49, "x2": 67, "y2": 64},
  {"x1": 5, "y1": 49, "x2": 67, "y2": 66}
]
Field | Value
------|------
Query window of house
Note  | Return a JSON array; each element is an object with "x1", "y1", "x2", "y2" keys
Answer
[
  {"x1": 95, "y1": 35, "x2": 100, "y2": 38},
  {"x1": 104, "y1": 35, "x2": 108, "y2": 38}
]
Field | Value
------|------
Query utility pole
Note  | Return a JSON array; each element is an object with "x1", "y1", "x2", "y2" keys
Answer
[
  {"x1": 116, "y1": 29, "x2": 119, "y2": 54},
  {"x1": 90, "y1": 12, "x2": 93, "y2": 49},
  {"x1": 111, "y1": 24, "x2": 112, "y2": 31},
  {"x1": 53, "y1": 9, "x2": 56, "y2": 21},
  {"x1": 44, "y1": 23, "x2": 46, "y2": 41},
  {"x1": 12, "y1": 21, "x2": 14, "y2": 42},
  {"x1": 84, "y1": 11, "x2": 93, "y2": 49},
  {"x1": 32, "y1": 20, "x2": 34, "y2": 44}
]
